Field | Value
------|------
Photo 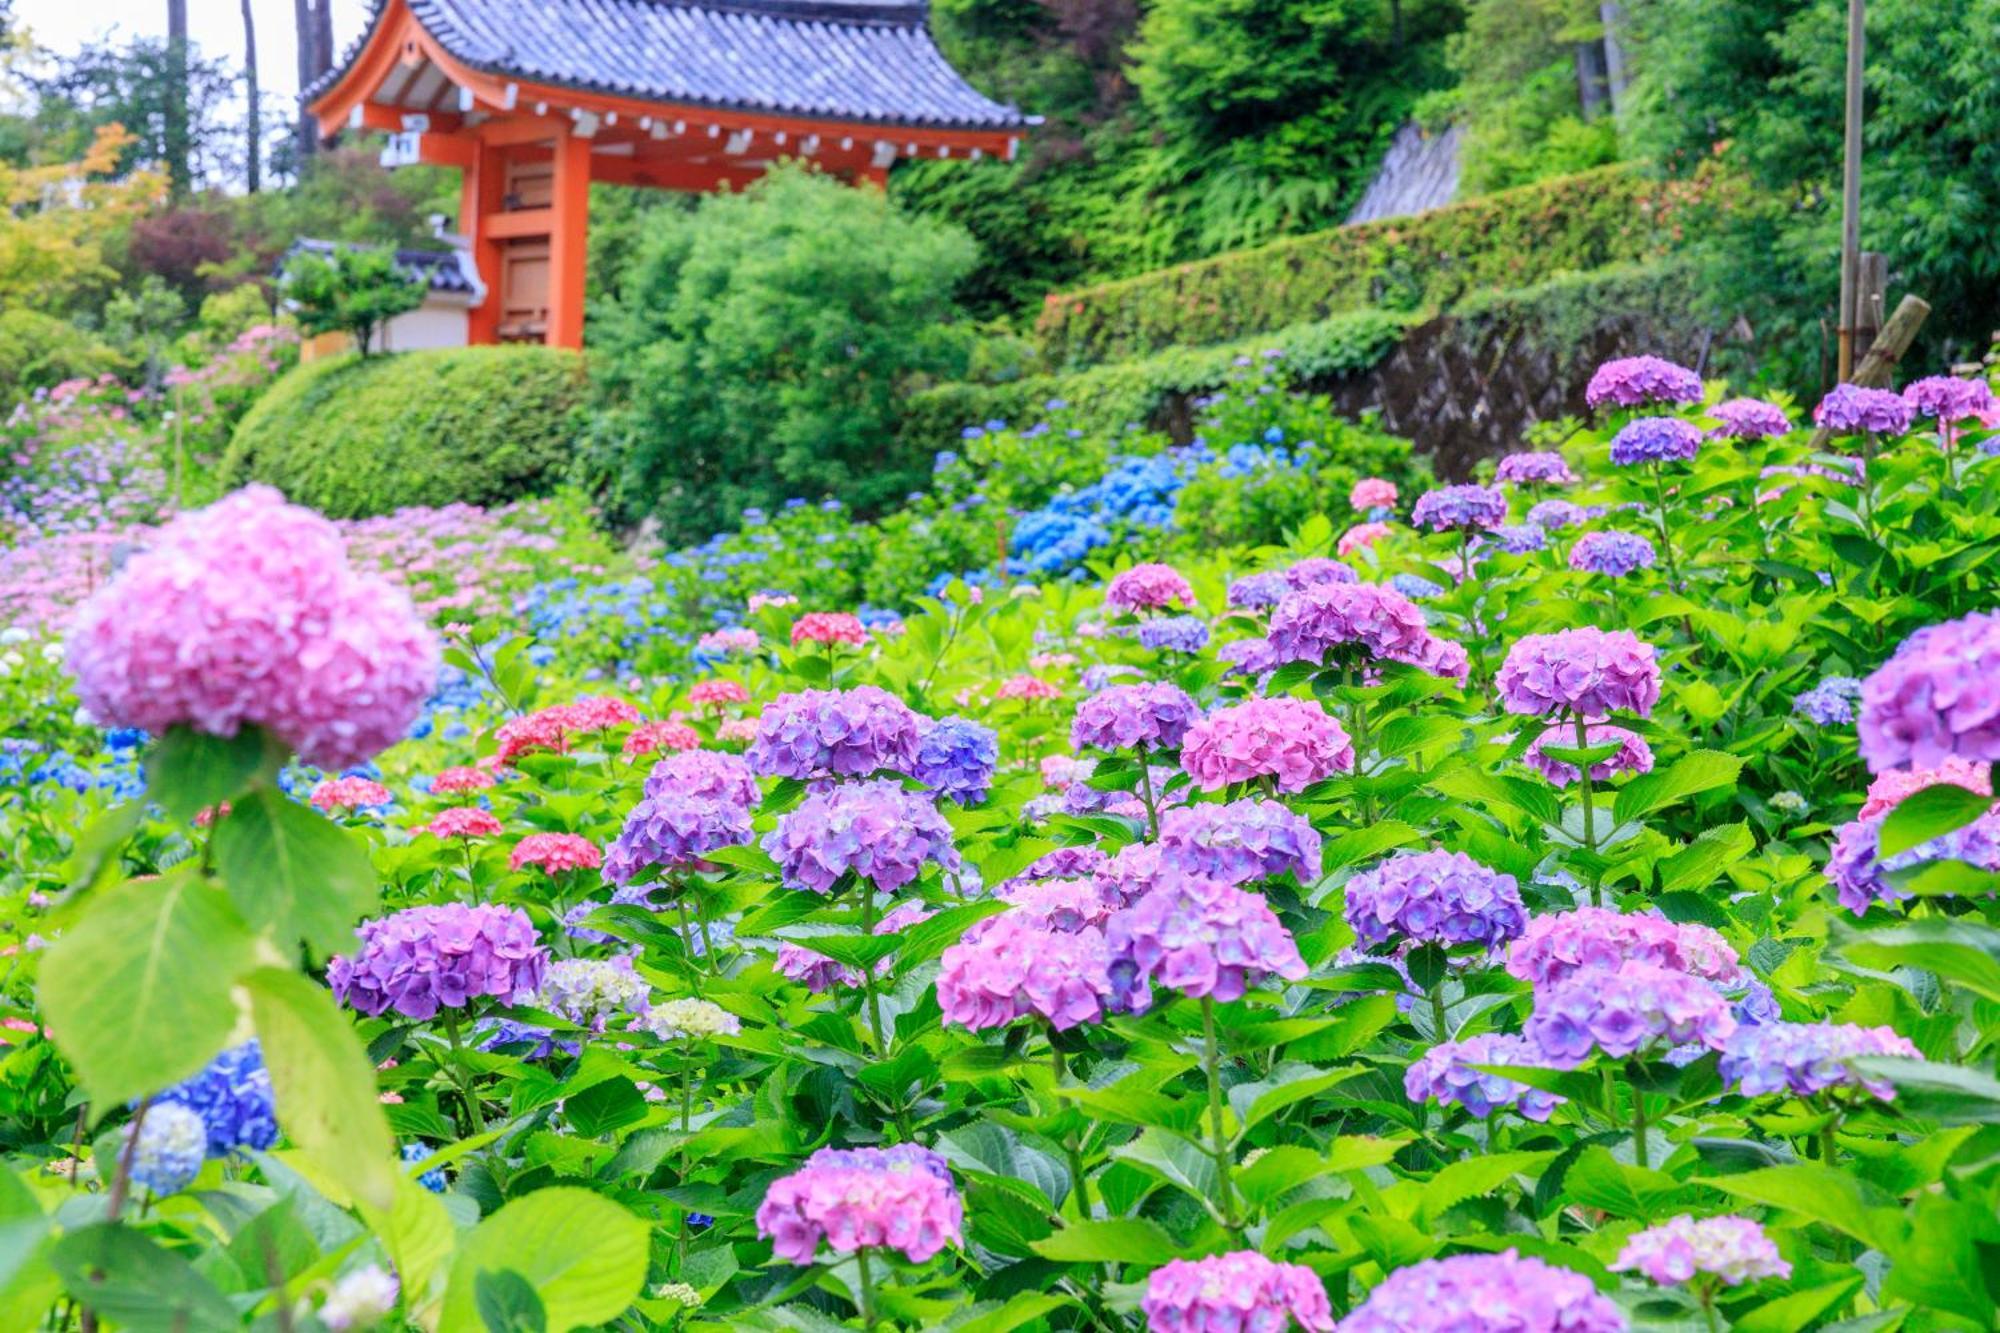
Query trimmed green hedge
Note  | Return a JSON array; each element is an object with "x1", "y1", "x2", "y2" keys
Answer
[
  {"x1": 223, "y1": 346, "x2": 586, "y2": 517},
  {"x1": 1032, "y1": 164, "x2": 1721, "y2": 369}
]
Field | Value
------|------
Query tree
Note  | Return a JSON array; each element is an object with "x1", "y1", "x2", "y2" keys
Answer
[
  {"x1": 30, "y1": 38, "x2": 239, "y2": 188},
  {"x1": 0, "y1": 125, "x2": 164, "y2": 313},
  {"x1": 589, "y1": 163, "x2": 978, "y2": 542},
  {"x1": 294, "y1": 0, "x2": 332, "y2": 158},
  {"x1": 281, "y1": 245, "x2": 425, "y2": 356},
  {"x1": 164, "y1": 0, "x2": 190, "y2": 194},
  {"x1": 241, "y1": 0, "x2": 260, "y2": 191}
]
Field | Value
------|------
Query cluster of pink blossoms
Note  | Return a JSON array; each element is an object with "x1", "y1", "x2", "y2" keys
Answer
[
  {"x1": 790, "y1": 611, "x2": 868, "y2": 648},
  {"x1": 937, "y1": 910, "x2": 1114, "y2": 1031},
  {"x1": 1507, "y1": 908, "x2": 1741, "y2": 990},
  {"x1": 997, "y1": 674, "x2": 1062, "y2": 702},
  {"x1": 1180, "y1": 696, "x2": 1353, "y2": 793},
  {"x1": 431, "y1": 765, "x2": 496, "y2": 797},
  {"x1": 311, "y1": 776, "x2": 392, "y2": 812},
  {"x1": 1497, "y1": 628, "x2": 1661, "y2": 720},
  {"x1": 1523, "y1": 724, "x2": 1654, "y2": 787},
  {"x1": 688, "y1": 679, "x2": 750, "y2": 710},
  {"x1": 695, "y1": 627, "x2": 759, "y2": 656},
  {"x1": 508, "y1": 832, "x2": 602, "y2": 875},
  {"x1": 427, "y1": 807, "x2": 503, "y2": 840},
  {"x1": 1141, "y1": 1252, "x2": 1332, "y2": 1332},
  {"x1": 623, "y1": 720, "x2": 702, "y2": 757},
  {"x1": 1857, "y1": 610, "x2": 2000, "y2": 772},
  {"x1": 1337, "y1": 520, "x2": 1393, "y2": 556},
  {"x1": 1350, "y1": 477, "x2": 1398, "y2": 510},
  {"x1": 1104, "y1": 562, "x2": 1194, "y2": 612},
  {"x1": 65, "y1": 486, "x2": 438, "y2": 768},
  {"x1": 493, "y1": 696, "x2": 644, "y2": 764},
  {"x1": 755, "y1": 1145, "x2": 963, "y2": 1265},
  {"x1": 1612, "y1": 1215, "x2": 1790, "y2": 1288},
  {"x1": 1858, "y1": 756, "x2": 1991, "y2": 818}
]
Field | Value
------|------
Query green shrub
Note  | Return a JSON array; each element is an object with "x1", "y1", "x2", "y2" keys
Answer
[
  {"x1": 221, "y1": 346, "x2": 585, "y2": 517},
  {"x1": 0, "y1": 310, "x2": 124, "y2": 400}
]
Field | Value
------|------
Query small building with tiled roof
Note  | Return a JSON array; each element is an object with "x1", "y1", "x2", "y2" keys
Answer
[
  {"x1": 307, "y1": 0, "x2": 1030, "y2": 348},
  {"x1": 279, "y1": 232, "x2": 488, "y2": 360}
]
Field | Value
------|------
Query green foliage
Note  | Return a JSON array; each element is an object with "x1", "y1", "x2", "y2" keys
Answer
[
  {"x1": 0, "y1": 308, "x2": 122, "y2": 400},
  {"x1": 280, "y1": 245, "x2": 425, "y2": 357},
  {"x1": 1433, "y1": 0, "x2": 1621, "y2": 192},
  {"x1": 587, "y1": 163, "x2": 979, "y2": 542},
  {"x1": 222, "y1": 346, "x2": 586, "y2": 517}
]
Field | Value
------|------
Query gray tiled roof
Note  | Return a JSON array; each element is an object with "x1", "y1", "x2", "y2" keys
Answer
[
  {"x1": 282, "y1": 239, "x2": 482, "y2": 295},
  {"x1": 319, "y1": 0, "x2": 1027, "y2": 131}
]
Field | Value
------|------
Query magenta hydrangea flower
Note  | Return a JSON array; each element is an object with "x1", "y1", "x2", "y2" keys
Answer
[
  {"x1": 1344, "y1": 1251, "x2": 1628, "y2": 1333},
  {"x1": 745, "y1": 687, "x2": 922, "y2": 781},
  {"x1": 643, "y1": 749, "x2": 760, "y2": 808},
  {"x1": 1588, "y1": 355, "x2": 1702, "y2": 409},
  {"x1": 1524, "y1": 724, "x2": 1654, "y2": 786},
  {"x1": 762, "y1": 778, "x2": 958, "y2": 893},
  {"x1": 1815, "y1": 382, "x2": 1914, "y2": 435},
  {"x1": 1105, "y1": 562, "x2": 1194, "y2": 612},
  {"x1": 755, "y1": 1145, "x2": 963, "y2": 1265},
  {"x1": 1141, "y1": 1252, "x2": 1333, "y2": 1333},
  {"x1": 1496, "y1": 629, "x2": 1662, "y2": 719},
  {"x1": 1496, "y1": 451, "x2": 1577, "y2": 486},
  {"x1": 1709, "y1": 397, "x2": 1792, "y2": 440},
  {"x1": 776, "y1": 901, "x2": 931, "y2": 992},
  {"x1": 603, "y1": 789, "x2": 753, "y2": 885},
  {"x1": 65, "y1": 485, "x2": 438, "y2": 768},
  {"x1": 1180, "y1": 697, "x2": 1354, "y2": 792},
  {"x1": 1158, "y1": 799, "x2": 1323, "y2": 888},
  {"x1": 1719, "y1": 1020, "x2": 1921, "y2": 1101},
  {"x1": 1105, "y1": 875, "x2": 1308, "y2": 1010},
  {"x1": 1412, "y1": 484, "x2": 1508, "y2": 531},
  {"x1": 1524, "y1": 960, "x2": 1737, "y2": 1062},
  {"x1": 1569, "y1": 531, "x2": 1658, "y2": 577},
  {"x1": 1284, "y1": 556, "x2": 1358, "y2": 589},
  {"x1": 1824, "y1": 808, "x2": 2000, "y2": 914},
  {"x1": 1094, "y1": 841, "x2": 1169, "y2": 907},
  {"x1": 1405, "y1": 1033, "x2": 1565, "y2": 1121},
  {"x1": 330, "y1": 904, "x2": 547, "y2": 1020},
  {"x1": 1266, "y1": 580, "x2": 1433, "y2": 668},
  {"x1": 1506, "y1": 908, "x2": 1742, "y2": 990},
  {"x1": 1903, "y1": 375, "x2": 1995, "y2": 424},
  {"x1": 1343, "y1": 849, "x2": 1526, "y2": 949},
  {"x1": 1609, "y1": 417, "x2": 1703, "y2": 466},
  {"x1": 937, "y1": 911, "x2": 1113, "y2": 1031},
  {"x1": 1613, "y1": 1216, "x2": 1790, "y2": 1288},
  {"x1": 1857, "y1": 611, "x2": 2000, "y2": 772},
  {"x1": 1070, "y1": 681, "x2": 1202, "y2": 753}
]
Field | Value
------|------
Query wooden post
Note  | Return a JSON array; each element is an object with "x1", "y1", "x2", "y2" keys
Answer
[
  {"x1": 1809, "y1": 293, "x2": 1929, "y2": 448},
  {"x1": 547, "y1": 129, "x2": 592, "y2": 350},
  {"x1": 1853, "y1": 251, "x2": 1886, "y2": 365},
  {"x1": 463, "y1": 141, "x2": 503, "y2": 346},
  {"x1": 1836, "y1": 0, "x2": 1866, "y2": 380}
]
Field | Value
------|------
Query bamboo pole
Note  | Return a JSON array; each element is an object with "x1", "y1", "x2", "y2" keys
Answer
[
  {"x1": 1809, "y1": 294, "x2": 1929, "y2": 449},
  {"x1": 1836, "y1": 0, "x2": 1866, "y2": 381}
]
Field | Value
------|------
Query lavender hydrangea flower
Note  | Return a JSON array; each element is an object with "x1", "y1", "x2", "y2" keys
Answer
[
  {"x1": 126, "y1": 1103, "x2": 209, "y2": 1196},
  {"x1": 1344, "y1": 849, "x2": 1526, "y2": 949},
  {"x1": 1000, "y1": 845, "x2": 1110, "y2": 895},
  {"x1": 746, "y1": 687, "x2": 922, "y2": 781},
  {"x1": 1105, "y1": 562, "x2": 1194, "y2": 612},
  {"x1": 1105, "y1": 875, "x2": 1308, "y2": 1011},
  {"x1": 1138, "y1": 615, "x2": 1211, "y2": 654},
  {"x1": 536, "y1": 956, "x2": 651, "y2": 1025},
  {"x1": 1528, "y1": 499, "x2": 1590, "y2": 530},
  {"x1": 755, "y1": 1145, "x2": 963, "y2": 1265},
  {"x1": 1142, "y1": 1252, "x2": 1333, "y2": 1333},
  {"x1": 1794, "y1": 675, "x2": 1864, "y2": 726},
  {"x1": 912, "y1": 715, "x2": 998, "y2": 805},
  {"x1": 644, "y1": 749, "x2": 760, "y2": 808},
  {"x1": 1588, "y1": 355, "x2": 1703, "y2": 409},
  {"x1": 1284, "y1": 557, "x2": 1356, "y2": 589},
  {"x1": 1080, "y1": 663, "x2": 1146, "y2": 693},
  {"x1": 762, "y1": 778, "x2": 959, "y2": 893},
  {"x1": 1569, "y1": 530, "x2": 1657, "y2": 577},
  {"x1": 1506, "y1": 908, "x2": 1742, "y2": 990},
  {"x1": 604, "y1": 788, "x2": 753, "y2": 885},
  {"x1": 1158, "y1": 799, "x2": 1323, "y2": 887},
  {"x1": 1412, "y1": 484, "x2": 1508, "y2": 532},
  {"x1": 1524, "y1": 724, "x2": 1654, "y2": 786},
  {"x1": 1497, "y1": 628, "x2": 1662, "y2": 719},
  {"x1": 1070, "y1": 682, "x2": 1201, "y2": 752},
  {"x1": 330, "y1": 904, "x2": 548, "y2": 1020},
  {"x1": 1903, "y1": 375, "x2": 1994, "y2": 424},
  {"x1": 1405, "y1": 1033, "x2": 1565, "y2": 1121},
  {"x1": 1824, "y1": 808, "x2": 2000, "y2": 914},
  {"x1": 1491, "y1": 523, "x2": 1548, "y2": 555},
  {"x1": 1266, "y1": 579, "x2": 1434, "y2": 669},
  {"x1": 1218, "y1": 636, "x2": 1279, "y2": 679},
  {"x1": 1858, "y1": 611, "x2": 2000, "y2": 771},
  {"x1": 1613, "y1": 1216, "x2": 1790, "y2": 1287},
  {"x1": 1709, "y1": 398, "x2": 1792, "y2": 440},
  {"x1": 155, "y1": 1042, "x2": 277, "y2": 1157},
  {"x1": 1227, "y1": 571, "x2": 1291, "y2": 609},
  {"x1": 1815, "y1": 382, "x2": 1914, "y2": 435},
  {"x1": 937, "y1": 912, "x2": 1113, "y2": 1031},
  {"x1": 1719, "y1": 1020, "x2": 1922, "y2": 1101},
  {"x1": 1343, "y1": 1251, "x2": 1628, "y2": 1333},
  {"x1": 1609, "y1": 417, "x2": 1703, "y2": 466},
  {"x1": 1524, "y1": 959, "x2": 1737, "y2": 1062},
  {"x1": 1496, "y1": 451, "x2": 1577, "y2": 486}
]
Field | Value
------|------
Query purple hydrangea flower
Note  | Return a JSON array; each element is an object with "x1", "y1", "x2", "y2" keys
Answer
[
  {"x1": 912, "y1": 715, "x2": 998, "y2": 805},
  {"x1": 1524, "y1": 723, "x2": 1654, "y2": 787},
  {"x1": 1491, "y1": 523, "x2": 1549, "y2": 555},
  {"x1": 1506, "y1": 908, "x2": 1743, "y2": 989},
  {"x1": 1903, "y1": 375, "x2": 1994, "y2": 424},
  {"x1": 1138, "y1": 615, "x2": 1211, "y2": 654},
  {"x1": 1527, "y1": 499, "x2": 1591, "y2": 530},
  {"x1": 755, "y1": 1145, "x2": 964, "y2": 1265},
  {"x1": 1793, "y1": 675, "x2": 1863, "y2": 726},
  {"x1": 1524, "y1": 959, "x2": 1737, "y2": 1062},
  {"x1": 1070, "y1": 682, "x2": 1201, "y2": 752},
  {"x1": 1284, "y1": 557, "x2": 1357, "y2": 589},
  {"x1": 1569, "y1": 530, "x2": 1657, "y2": 577},
  {"x1": 1105, "y1": 562, "x2": 1194, "y2": 612},
  {"x1": 1613, "y1": 1216, "x2": 1790, "y2": 1287},
  {"x1": 1609, "y1": 417, "x2": 1703, "y2": 466},
  {"x1": 1497, "y1": 628, "x2": 1662, "y2": 719},
  {"x1": 1266, "y1": 580, "x2": 1433, "y2": 668},
  {"x1": 155, "y1": 1042, "x2": 277, "y2": 1157},
  {"x1": 1496, "y1": 451, "x2": 1577, "y2": 486},
  {"x1": 1344, "y1": 849, "x2": 1526, "y2": 949},
  {"x1": 1218, "y1": 636, "x2": 1279, "y2": 679},
  {"x1": 1587, "y1": 355, "x2": 1703, "y2": 409},
  {"x1": 1824, "y1": 808, "x2": 2000, "y2": 914},
  {"x1": 604, "y1": 788, "x2": 753, "y2": 885},
  {"x1": 1227, "y1": 571, "x2": 1292, "y2": 609},
  {"x1": 1158, "y1": 799, "x2": 1323, "y2": 888},
  {"x1": 1412, "y1": 484, "x2": 1508, "y2": 531},
  {"x1": 1718, "y1": 1020, "x2": 1921, "y2": 1101},
  {"x1": 1343, "y1": 1251, "x2": 1628, "y2": 1333},
  {"x1": 1858, "y1": 611, "x2": 2000, "y2": 772},
  {"x1": 1081, "y1": 663, "x2": 1146, "y2": 693},
  {"x1": 330, "y1": 904, "x2": 548, "y2": 1020},
  {"x1": 1105, "y1": 875, "x2": 1308, "y2": 1010},
  {"x1": 1141, "y1": 1252, "x2": 1334, "y2": 1332},
  {"x1": 1404, "y1": 1033, "x2": 1565, "y2": 1121},
  {"x1": 999, "y1": 845, "x2": 1110, "y2": 896},
  {"x1": 1815, "y1": 383, "x2": 1914, "y2": 435},
  {"x1": 746, "y1": 687, "x2": 922, "y2": 781},
  {"x1": 644, "y1": 749, "x2": 760, "y2": 808},
  {"x1": 776, "y1": 901, "x2": 931, "y2": 992},
  {"x1": 762, "y1": 778, "x2": 959, "y2": 893},
  {"x1": 937, "y1": 912, "x2": 1112, "y2": 1031},
  {"x1": 1709, "y1": 397, "x2": 1792, "y2": 440}
]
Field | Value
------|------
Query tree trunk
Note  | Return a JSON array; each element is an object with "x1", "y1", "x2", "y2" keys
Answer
[
  {"x1": 242, "y1": 0, "x2": 261, "y2": 191},
  {"x1": 294, "y1": 0, "x2": 323, "y2": 159},
  {"x1": 165, "y1": 0, "x2": 190, "y2": 194},
  {"x1": 1599, "y1": 3, "x2": 1629, "y2": 119}
]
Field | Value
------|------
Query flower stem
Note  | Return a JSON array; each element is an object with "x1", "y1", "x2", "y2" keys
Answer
[
  {"x1": 1650, "y1": 461, "x2": 1683, "y2": 588},
  {"x1": 681, "y1": 1046, "x2": 694, "y2": 1134},
  {"x1": 1429, "y1": 984, "x2": 1450, "y2": 1044},
  {"x1": 1346, "y1": 663, "x2": 1375, "y2": 823},
  {"x1": 443, "y1": 1010, "x2": 488, "y2": 1136},
  {"x1": 855, "y1": 1246, "x2": 879, "y2": 1330},
  {"x1": 1200, "y1": 998, "x2": 1239, "y2": 1236},
  {"x1": 1137, "y1": 755, "x2": 1162, "y2": 841},
  {"x1": 1574, "y1": 715, "x2": 1601, "y2": 908},
  {"x1": 1630, "y1": 1060, "x2": 1649, "y2": 1170},
  {"x1": 674, "y1": 898, "x2": 705, "y2": 996},
  {"x1": 1051, "y1": 1041, "x2": 1094, "y2": 1221},
  {"x1": 858, "y1": 889, "x2": 889, "y2": 1055}
]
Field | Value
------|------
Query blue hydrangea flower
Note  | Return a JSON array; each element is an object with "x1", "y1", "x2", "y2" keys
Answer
[
  {"x1": 913, "y1": 716, "x2": 999, "y2": 805},
  {"x1": 1794, "y1": 676, "x2": 1863, "y2": 726},
  {"x1": 128, "y1": 1103, "x2": 208, "y2": 1196},
  {"x1": 1138, "y1": 616, "x2": 1211, "y2": 654},
  {"x1": 403, "y1": 1142, "x2": 448, "y2": 1193},
  {"x1": 155, "y1": 1041, "x2": 278, "y2": 1157}
]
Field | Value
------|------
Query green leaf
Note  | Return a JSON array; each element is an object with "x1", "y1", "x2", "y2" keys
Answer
[
  {"x1": 244, "y1": 966, "x2": 398, "y2": 1212},
  {"x1": 359, "y1": 1173, "x2": 456, "y2": 1318},
  {"x1": 953, "y1": 1293, "x2": 1071, "y2": 1333},
  {"x1": 1318, "y1": 821, "x2": 1424, "y2": 875},
  {"x1": 1658, "y1": 822, "x2": 1754, "y2": 894},
  {"x1": 1851, "y1": 1057, "x2": 2000, "y2": 1123},
  {"x1": 1237, "y1": 1146, "x2": 1333, "y2": 1210},
  {"x1": 1110, "y1": 1129, "x2": 1219, "y2": 1211},
  {"x1": 36, "y1": 871, "x2": 256, "y2": 1108},
  {"x1": 439, "y1": 1187, "x2": 651, "y2": 1333},
  {"x1": 565, "y1": 1077, "x2": 649, "y2": 1138},
  {"x1": 1831, "y1": 918, "x2": 2000, "y2": 1003},
  {"x1": 213, "y1": 787, "x2": 379, "y2": 959},
  {"x1": 1730, "y1": 1277, "x2": 1867, "y2": 1333},
  {"x1": 1878, "y1": 782, "x2": 1993, "y2": 857},
  {"x1": 145, "y1": 724, "x2": 280, "y2": 822},
  {"x1": 892, "y1": 900, "x2": 1009, "y2": 976},
  {"x1": 1561, "y1": 1146, "x2": 1689, "y2": 1219},
  {"x1": 701, "y1": 845, "x2": 780, "y2": 876},
  {"x1": 1417, "y1": 1150, "x2": 1556, "y2": 1228},
  {"x1": 477, "y1": 1269, "x2": 550, "y2": 1333},
  {"x1": 1701, "y1": 1165, "x2": 1905, "y2": 1253},
  {"x1": 64, "y1": 801, "x2": 145, "y2": 895},
  {"x1": 1613, "y1": 750, "x2": 1743, "y2": 824},
  {"x1": 49, "y1": 1224, "x2": 240, "y2": 1332},
  {"x1": 1236, "y1": 1065, "x2": 1359, "y2": 1132},
  {"x1": 1028, "y1": 1217, "x2": 1182, "y2": 1265}
]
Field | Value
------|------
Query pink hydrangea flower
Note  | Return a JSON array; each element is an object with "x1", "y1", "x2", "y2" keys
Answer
[
  {"x1": 1350, "y1": 477, "x2": 1398, "y2": 511},
  {"x1": 311, "y1": 776, "x2": 392, "y2": 812},
  {"x1": 65, "y1": 486, "x2": 438, "y2": 768},
  {"x1": 493, "y1": 706, "x2": 578, "y2": 764},
  {"x1": 565, "y1": 696, "x2": 643, "y2": 732},
  {"x1": 1857, "y1": 611, "x2": 2000, "y2": 772},
  {"x1": 1506, "y1": 907, "x2": 1742, "y2": 990},
  {"x1": 1142, "y1": 1252, "x2": 1333, "y2": 1332},
  {"x1": 717, "y1": 717, "x2": 760, "y2": 744},
  {"x1": 997, "y1": 674, "x2": 1062, "y2": 701},
  {"x1": 697, "y1": 627, "x2": 759, "y2": 656},
  {"x1": 624, "y1": 721, "x2": 702, "y2": 757},
  {"x1": 1105, "y1": 563, "x2": 1194, "y2": 612},
  {"x1": 1337, "y1": 521, "x2": 1393, "y2": 556},
  {"x1": 937, "y1": 911, "x2": 1113, "y2": 1031},
  {"x1": 431, "y1": 766, "x2": 496, "y2": 796},
  {"x1": 1524, "y1": 724, "x2": 1654, "y2": 787},
  {"x1": 756, "y1": 1145, "x2": 963, "y2": 1265},
  {"x1": 1497, "y1": 629, "x2": 1661, "y2": 720},
  {"x1": 1612, "y1": 1215, "x2": 1790, "y2": 1288},
  {"x1": 427, "y1": 807, "x2": 503, "y2": 840},
  {"x1": 1859, "y1": 757, "x2": 1992, "y2": 819},
  {"x1": 748, "y1": 593, "x2": 798, "y2": 613},
  {"x1": 1587, "y1": 354, "x2": 1702, "y2": 409},
  {"x1": 509, "y1": 832, "x2": 603, "y2": 874},
  {"x1": 1180, "y1": 697, "x2": 1354, "y2": 793},
  {"x1": 689, "y1": 679, "x2": 750, "y2": 710},
  {"x1": 791, "y1": 612, "x2": 868, "y2": 648}
]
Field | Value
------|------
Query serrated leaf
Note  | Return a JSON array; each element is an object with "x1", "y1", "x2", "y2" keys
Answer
[
  {"x1": 144, "y1": 724, "x2": 279, "y2": 822},
  {"x1": 1701, "y1": 1165, "x2": 1904, "y2": 1253},
  {"x1": 1417, "y1": 1150, "x2": 1555, "y2": 1227},
  {"x1": 1658, "y1": 822, "x2": 1753, "y2": 894},
  {"x1": 48, "y1": 1224, "x2": 239, "y2": 1332},
  {"x1": 438, "y1": 1188, "x2": 651, "y2": 1333},
  {"x1": 1562, "y1": 1146, "x2": 1688, "y2": 1219},
  {"x1": 1028, "y1": 1217, "x2": 1181, "y2": 1265},
  {"x1": 214, "y1": 787, "x2": 378, "y2": 959},
  {"x1": 1613, "y1": 750, "x2": 1742, "y2": 824},
  {"x1": 1878, "y1": 782, "x2": 1993, "y2": 857}
]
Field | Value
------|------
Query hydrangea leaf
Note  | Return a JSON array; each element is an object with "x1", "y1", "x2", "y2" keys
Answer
[
  {"x1": 437, "y1": 1187, "x2": 651, "y2": 1333},
  {"x1": 213, "y1": 787, "x2": 378, "y2": 960}
]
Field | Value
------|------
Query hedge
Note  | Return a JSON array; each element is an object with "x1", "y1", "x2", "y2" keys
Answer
[
  {"x1": 1032, "y1": 164, "x2": 1725, "y2": 369},
  {"x1": 223, "y1": 346, "x2": 586, "y2": 518}
]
